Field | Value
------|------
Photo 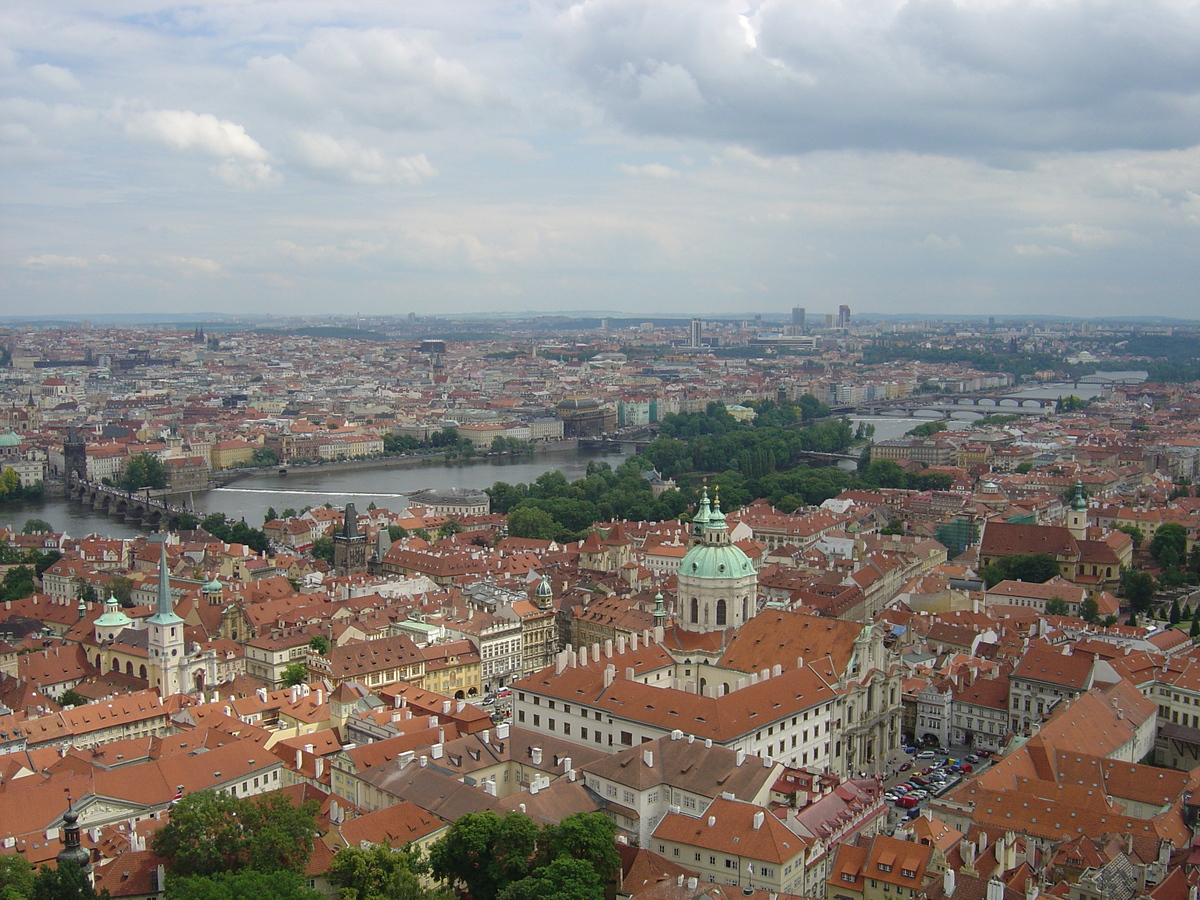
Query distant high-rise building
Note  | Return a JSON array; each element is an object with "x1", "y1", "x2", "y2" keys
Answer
[
  {"x1": 792, "y1": 306, "x2": 806, "y2": 333},
  {"x1": 825, "y1": 313, "x2": 835, "y2": 329},
  {"x1": 837, "y1": 305, "x2": 851, "y2": 329},
  {"x1": 689, "y1": 318, "x2": 703, "y2": 348}
]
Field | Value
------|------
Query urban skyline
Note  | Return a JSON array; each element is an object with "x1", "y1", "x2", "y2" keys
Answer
[{"x1": 4, "y1": 1, "x2": 1200, "y2": 320}]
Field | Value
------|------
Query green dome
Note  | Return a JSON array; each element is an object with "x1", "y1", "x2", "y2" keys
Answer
[
  {"x1": 0, "y1": 432, "x2": 19, "y2": 447},
  {"x1": 95, "y1": 595, "x2": 132, "y2": 629},
  {"x1": 680, "y1": 541, "x2": 753, "y2": 580}
]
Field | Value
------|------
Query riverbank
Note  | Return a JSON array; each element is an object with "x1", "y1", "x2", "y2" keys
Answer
[{"x1": 201, "y1": 438, "x2": 585, "y2": 494}]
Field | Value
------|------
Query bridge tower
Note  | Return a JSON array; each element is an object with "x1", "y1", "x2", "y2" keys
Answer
[{"x1": 63, "y1": 426, "x2": 87, "y2": 482}]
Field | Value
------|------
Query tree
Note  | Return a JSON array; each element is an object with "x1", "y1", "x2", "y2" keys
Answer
[
  {"x1": 1079, "y1": 597, "x2": 1099, "y2": 624},
  {"x1": 151, "y1": 789, "x2": 319, "y2": 879},
  {"x1": 979, "y1": 554, "x2": 1061, "y2": 588},
  {"x1": 1192, "y1": 608, "x2": 1200, "y2": 639},
  {"x1": 107, "y1": 575, "x2": 134, "y2": 605},
  {"x1": 1150, "y1": 524, "x2": 1188, "y2": 570},
  {"x1": 1044, "y1": 597, "x2": 1069, "y2": 617},
  {"x1": 251, "y1": 447, "x2": 279, "y2": 468},
  {"x1": 59, "y1": 688, "x2": 89, "y2": 708},
  {"x1": 498, "y1": 857, "x2": 604, "y2": 900},
  {"x1": 22, "y1": 518, "x2": 53, "y2": 534},
  {"x1": 427, "y1": 811, "x2": 538, "y2": 900},
  {"x1": 282, "y1": 662, "x2": 309, "y2": 687},
  {"x1": 31, "y1": 860, "x2": 109, "y2": 900},
  {"x1": 537, "y1": 812, "x2": 618, "y2": 887},
  {"x1": 0, "y1": 855, "x2": 35, "y2": 900},
  {"x1": 311, "y1": 536, "x2": 335, "y2": 563},
  {"x1": 507, "y1": 507, "x2": 561, "y2": 541},
  {"x1": 1120, "y1": 569, "x2": 1157, "y2": 612},
  {"x1": 265, "y1": 506, "x2": 278, "y2": 524},
  {"x1": 166, "y1": 870, "x2": 321, "y2": 900},
  {"x1": 436, "y1": 519, "x2": 464, "y2": 540},
  {"x1": 309, "y1": 635, "x2": 330, "y2": 655},
  {"x1": 1171, "y1": 599, "x2": 1182, "y2": 625},
  {"x1": 327, "y1": 845, "x2": 448, "y2": 900},
  {"x1": 120, "y1": 453, "x2": 167, "y2": 492},
  {"x1": 388, "y1": 524, "x2": 408, "y2": 542}
]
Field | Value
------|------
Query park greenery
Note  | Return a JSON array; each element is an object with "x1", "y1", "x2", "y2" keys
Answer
[
  {"x1": 0, "y1": 467, "x2": 43, "y2": 502},
  {"x1": 200, "y1": 512, "x2": 270, "y2": 554},
  {"x1": 978, "y1": 553, "x2": 1062, "y2": 589},
  {"x1": 427, "y1": 810, "x2": 618, "y2": 900},
  {"x1": 489, "y1": 402, "x2": 959, "y2": 544},
  {"x1": 118, "y1": 453, "x2": 167, "y2": 492}
]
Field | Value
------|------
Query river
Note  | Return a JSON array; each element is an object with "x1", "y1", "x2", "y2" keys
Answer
[{"x1": 0, "y1": 446, "x2": 631, "y2": 539}]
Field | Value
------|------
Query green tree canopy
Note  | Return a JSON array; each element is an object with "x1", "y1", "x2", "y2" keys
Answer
[
  {"x1": 151, "y1": 789, "x2": 319, "y2": 880},
  {"x1": 31, "y1": 860, "x2": 109, "y2": 900},
  {"x1": 427, "y1": 811, "x2": 538, "y2": 900},
  {"x1": 22, "y1": 518, "x2": 53, "y2": 534},
  {"x1": 0, "y1": 855, "x2": 35, "y2": 900},
  {"x1": 980, "y1": 554, "x2": 1062, "y2": 588},
  {"x1": 497, "y1": 857, "x2": 604, "y2": 900},
  {"x1": 506, "y1": 506, "x2": 562, "y2": 541},
  {"x1": 1150, "y1": 523, "x2": 1188, "y2": 570},
  {"x1": 1044, "y1": 597, "x2": 1069, "y2": 617},
  {"x1": 1115, "y1": 524, "x2": 1144, "y2": 549},
  {"x1": 327, "y1": 844, "x2": 450, "y2": 900},
  {"x1": 281, "y1": 662, "x2": 309, "y2": 687},
  {"x1": 311, "y1": 536, "x2": 335, "y2": 563},
  {"x1": 120, "y1": 453, "x2": 167, "y2": 492},
  {"x1": 1120, "y1": 569, "x2": 1157, "y2": 612},
  {"x1": 165, "y1": 869, "x2": 322, "y2": 900},
  {"x1": 1078, "y1": 597, "x2": 1099, "y2": 624}
]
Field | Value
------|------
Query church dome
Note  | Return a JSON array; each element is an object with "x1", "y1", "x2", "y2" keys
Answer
[
  {"x1": 95, "y1": 595, "x2": 132, "y2": 629},
  {"x1": 679, "y1": 540, "x2": 753, "y2": 580}
]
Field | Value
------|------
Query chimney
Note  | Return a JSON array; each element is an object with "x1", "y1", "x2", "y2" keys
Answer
[
  {"x1": 532, "y1": 747, "x2": 543, "y2": 766},
  {"x1": 708, "y1": 816, "x2": 716, "y2": 827},
  {"x1": 630, "y1": 633, "x2": 638, "y2": 652},
  {"x1": 432, "y1": 743, "x2": 444, "y2": 759},
  {"x1": 987, "y1": 879, "x2": 1005, "y2": 900},
  {"x1": 562, "y1": 757, "x2": 572, "y2": 771},
  {"x1": 294, "y1": 748, "x2": 302, "y2": 769},
  {"x1": 481, "y1": 730, "x2": 490, "y2": 745},
  {"x1": 496, "y1": 723, "x2": 510, "y2": 739},
  {"x1": 687, "y1": 877, "x2": 698, "y2": 890},
  {"x1": 579, "y1": 646, "x2": 588, "y2": 667},
  {"x1": 419, "y1": 755, "x2": 428, "y2": 767},
  {"x1": 604, "y1": 639, "x2": 613, "y2": 658},
  {"x1": 626, "y1": 666, "x2": 635, "y2": 681},
  {"x1": 752, "y1": 811, "x2": 765, "y2": 830},
  {"x1": 617, "y1": 635, "x2": 627, "y2": 654},
  {"x1": 736, "y1": 749, "x2": 745, "y2": 766},
  {"x1": 643, "y1": 749, "x2": 654, "y2": 768},
  {"x1": 315, "y1": 758, "x2": 324, "y2": 779},
  {"x1": 944, "y1": 869, "x2": 957, "y2": 897}
]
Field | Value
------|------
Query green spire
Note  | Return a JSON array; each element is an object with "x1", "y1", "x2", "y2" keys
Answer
[{"x1": 147, "y1": 537, "x2": 183, "y2": 625}]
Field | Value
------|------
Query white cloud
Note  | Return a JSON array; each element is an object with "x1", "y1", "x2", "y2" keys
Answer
[
  {"x1": 619, "y1": 162, "x2": 680, "y2": 178},
  {"x1": 1013, "y1": 244, "x2": 1072, "y2": 257},
  {"x1": 126, "y1": 109, "x2": 269, "y2": 161},
  {"x1": 22, "y1": 254, "x2": 90, "y2": 268},
  {"x1": 291, "y1": 133, "x2": 436, "y2": 185},
  {"x1": 167, "y1": 255, "x2": 225, "y2": 277},
  {"x1": 29, "y1": 63, "x2": 79, "y2": 91}
]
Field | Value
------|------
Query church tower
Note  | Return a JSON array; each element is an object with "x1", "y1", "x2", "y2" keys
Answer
[
  {"x1": 333, "y1": 502, "x2": 368, "y2": 575},
  {"x1": 147, "y1": 538, "x2": 185, "y2": 696},
  {"x1": 676, "y1": 489, "x2": 757, "y2": 633},
  {"x1": 1067, "y1": 480, "x2": 1088, "y2": 540}
]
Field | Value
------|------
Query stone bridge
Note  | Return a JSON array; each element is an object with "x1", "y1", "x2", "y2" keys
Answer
[
  {"x1": 65, "y1": 480, "x2": 194, "y2": 529},
  {"x1": 843, "y1": 393, "x2": 1057, "y2": 418}
]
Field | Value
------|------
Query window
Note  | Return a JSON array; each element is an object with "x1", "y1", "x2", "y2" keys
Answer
[
  {"x1": 623, "y1": 790, "x2": 635, "y2": 804},
  {"x1": 581, "y1": 727, "x2": 588, "y2": 740},
  {"x1": 563, "y1": 723, "x2": 571, "y2": 736},
  {"x1": 548, "y1": 718, "x2": 556, "y2": 731},
  {"x1": 690, "y1": 597, "x2": 698, "y2": 623},
  {"x1": 716, "y1": 599, "x2": 726, "y2": 626},
  {"x1": 726, "y1": 859, "x2": 735, "y2": 869},
  {"x1": 518, "y1": 710, "x2": 526, "y2": 723},
  {"x1": 709, "y1": 856, "x2": 717, "y2": 866},
  {"x1": 648, "y1": 790, "x2": 659, "y2": 803},
  {"x1": 694, "y1": 852, "x2": 701, "y2": 862},
  {"x1": 533, "y1": 714, "x2": 540, "y2": 727},
  {"x1": 621, "y1": 731, "x2": 633, "y2": 746}
]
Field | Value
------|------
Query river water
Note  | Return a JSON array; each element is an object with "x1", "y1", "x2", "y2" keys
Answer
[
  {"x1": 1, "y1": 447, "x2": 630, "y2": 538},
  {"x1": 3, "y1": 385, "x2": 1114, "y2": 539}
]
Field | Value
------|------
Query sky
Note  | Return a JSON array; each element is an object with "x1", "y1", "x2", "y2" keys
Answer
[{"x1": 3, "y1": 0, "x2": 1200, "y2": 322}]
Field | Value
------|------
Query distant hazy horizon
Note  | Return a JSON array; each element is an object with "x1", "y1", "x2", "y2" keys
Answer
[{"x1": 4, "y1": 1, "x2": 1200, "y2": 321}]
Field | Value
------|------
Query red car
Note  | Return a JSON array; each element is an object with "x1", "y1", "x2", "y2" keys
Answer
[{"x1": 898, "y1": 761, "x2": 912, "y2": 772}]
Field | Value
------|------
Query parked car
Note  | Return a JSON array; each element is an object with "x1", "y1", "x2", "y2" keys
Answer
[
  {"x1": 917, "y1": 750, "x2": 936, "y2": 759},
  {"x1": 907, "y1": 789, "x2": 929, "y2": 800},
  {"x1": 495, "y1": 687, "x2": 512, "y2": 698},
  {"x1": 898, "y1": 761, "x2": 912, "y2": 772},
  {"x1": 911, "y1": 776, "x2": 930, "y2": 787},
  {"x1": 966, "y1": 753, "x2": 980, "y2": 763},
  {"x1": 896, "y1": 796, "x2": 921, "y2": 809}
]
